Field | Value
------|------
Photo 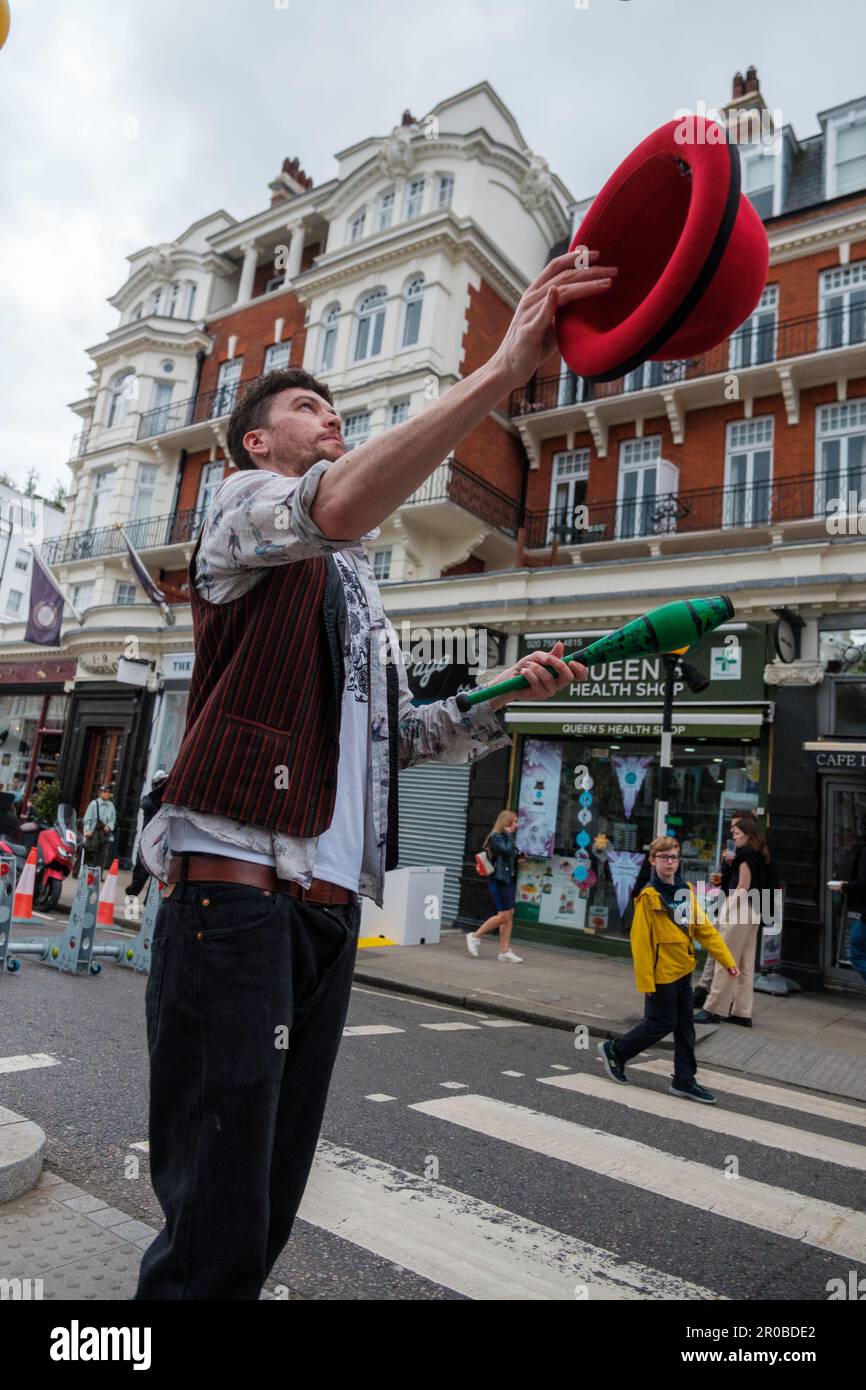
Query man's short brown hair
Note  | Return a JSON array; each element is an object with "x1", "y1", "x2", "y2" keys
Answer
[{"x1": 226, "y1": 368, "x2": 335, "y2": 470}]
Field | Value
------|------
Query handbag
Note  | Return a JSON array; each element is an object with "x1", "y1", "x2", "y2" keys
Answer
[
  {"x1": 475, "y1": 849, "x2": 494, "y2": 877},
  {"x1": 88, "y1": 803, "x2": 110, "y2": 847}
]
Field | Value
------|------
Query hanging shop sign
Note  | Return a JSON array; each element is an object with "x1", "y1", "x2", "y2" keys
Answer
[{"x1": 519, "y1": 623, "x2": 767, "y2": 706}]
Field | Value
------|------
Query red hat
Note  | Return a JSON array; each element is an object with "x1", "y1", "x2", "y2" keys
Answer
[{"x1": 556, "y1": 118, "x2": 770, "y2": 383}]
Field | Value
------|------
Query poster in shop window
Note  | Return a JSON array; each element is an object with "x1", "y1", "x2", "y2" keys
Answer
[
  {"x1": 516, "y1": 738, "x2": 563, "y2": 859},
  {"x1": 516, "y1": 854, "x2": 589, "y2": 929}
]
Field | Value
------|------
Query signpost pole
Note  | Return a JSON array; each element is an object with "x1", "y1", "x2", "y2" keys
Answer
[{"x1": 653, "y1": 655, "x2": 677, "y2": 838}]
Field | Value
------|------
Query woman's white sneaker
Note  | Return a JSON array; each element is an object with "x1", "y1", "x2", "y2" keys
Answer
[
  {"x1": 498, "y1": 949, "x2": 523, "y2": 963},
  {"x1": 466, "y1": 932, "x2": 481, "y2": 957}
]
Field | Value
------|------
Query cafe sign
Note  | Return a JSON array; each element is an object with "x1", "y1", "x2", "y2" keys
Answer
[{"x1": 805, "y1": 745, "x2": 866, "y2": 772}]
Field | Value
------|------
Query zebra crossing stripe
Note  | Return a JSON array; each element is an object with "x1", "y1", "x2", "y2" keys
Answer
[
  {"x1": 0, "y1": 1053, "x2": 60, "y2": 1075},
  {"x1": 420, "y1": 1022, "x2": 481, "y2": 1031},
  {"x1": 342, "y1": 1025, "x2": 406, "y2": 1036},
  {"x1": 631, "y1": 1060, "x2": 866, "y2": 1129},
  {"x1": 539, "y1": 1073, "x2": 866, "y2": 1172},
  {"x1": 298, "y1": 1140, "x2": 722, "y2": 1301},
  {"x1": 409, "y1": 1093, "x2": 866, "y2": 1264}
]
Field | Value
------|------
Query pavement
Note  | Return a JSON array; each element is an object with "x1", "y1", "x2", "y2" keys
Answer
[{"x1": 2, "y1": 882, "x2": 866, "y2": 1301}]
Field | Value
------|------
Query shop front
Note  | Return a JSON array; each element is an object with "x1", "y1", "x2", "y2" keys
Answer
[
  {"x1": 146, "y1": 651, "x2": 194, "y2": 779},
  {"x1": 503, "y1": 622, "x2": 772, "y2": 951},
  {"x1": 0, "y1": 658, "x2": 77, "y2": 802},
  {"x1": 57, "y1": 653, "x2": 157, "y2": 868},
  {"x1": 803, "y1": 619, "x2": 866, "y2": 991}
]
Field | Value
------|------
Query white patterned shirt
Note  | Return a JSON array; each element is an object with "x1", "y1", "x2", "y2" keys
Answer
[{"x1": 139, "y1": 460, "x2": 511, "y2": 906}]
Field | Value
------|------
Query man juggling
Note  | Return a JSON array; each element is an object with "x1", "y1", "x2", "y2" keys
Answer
[{"x1": 134, "y1": 249, "x2": 612, "y2": 1301}]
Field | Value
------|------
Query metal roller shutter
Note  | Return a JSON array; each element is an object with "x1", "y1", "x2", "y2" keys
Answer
[{"x1": 397, "y1": 763, "x2": 471, "y2": 925}]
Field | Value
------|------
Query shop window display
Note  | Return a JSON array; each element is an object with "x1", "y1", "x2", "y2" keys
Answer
[
  {"x1": 514, "y1": 737, "x2": 761, "y2": 939},
  {"x1": 0, "y1": 693, "x2": 68, "y2": 794}
]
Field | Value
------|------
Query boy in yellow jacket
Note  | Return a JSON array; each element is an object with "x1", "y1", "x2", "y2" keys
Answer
[{"x1": 598, "y1": 836, "x2": 738, "y2": 1104}]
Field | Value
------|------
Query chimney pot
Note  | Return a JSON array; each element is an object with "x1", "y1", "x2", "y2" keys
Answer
[
  {"x1": 744, "y1": 65, "x2": 759, "y2": 93},
  {"x1": 732, "y1": 71, "x2": 745, "y2": 99}
]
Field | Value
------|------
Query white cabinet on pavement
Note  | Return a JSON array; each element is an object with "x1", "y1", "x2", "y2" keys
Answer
[{"x1": 360, "y1": 865, "x2": 445, "y2": 944}]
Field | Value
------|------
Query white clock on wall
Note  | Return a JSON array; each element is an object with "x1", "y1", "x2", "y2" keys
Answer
[{"x1": 774, "y1": 616, "x2": 797, "y2": 663}]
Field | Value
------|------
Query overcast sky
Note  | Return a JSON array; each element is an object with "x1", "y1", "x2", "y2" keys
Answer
[{"x1": 2, "y1": 0, "x2": 864, "y2": 500}]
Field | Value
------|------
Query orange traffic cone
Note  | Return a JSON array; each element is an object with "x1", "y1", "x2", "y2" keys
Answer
[
  {"x1": 13, "y1": 848, "x2": 37, "y2": 920},
  {"x1": 97, "y1": 858, "x2": 120, "y2": 926}
]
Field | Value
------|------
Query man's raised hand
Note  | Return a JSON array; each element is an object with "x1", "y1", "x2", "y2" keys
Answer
[{"x1": 493, "y1": 249, "x2": 618, "y2": 390}]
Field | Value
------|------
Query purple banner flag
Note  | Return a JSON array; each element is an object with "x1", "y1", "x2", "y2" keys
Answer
[
  {"x1": 122, "y1": 529, "x2": 175, "y2": 625},
  {"x1": 24, "y1": 551, "x2": 66, "y2": 646}
]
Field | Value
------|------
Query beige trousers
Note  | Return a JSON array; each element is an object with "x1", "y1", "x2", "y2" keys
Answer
[{"x1": 705, "y1": 892, "x2": 760, "y2": 1019}]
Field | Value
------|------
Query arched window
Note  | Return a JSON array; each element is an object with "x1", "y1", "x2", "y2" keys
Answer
[
  {"x1": 401, "y1": 275, "x2": 424, "y2": 347},
  {"x1": 107, "y1": 370, "x2": 136, "y2": 428},
  {"x1": 353, "y1": 288, "x2": 386, "y2": 362},
  {"x1": 319, "y1": 303, "x2": 341, "y2": 371}
]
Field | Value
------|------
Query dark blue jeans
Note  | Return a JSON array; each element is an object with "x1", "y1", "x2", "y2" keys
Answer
[
  {"x1": 133, "y1": 880, "x2": 360, "y2": 1300},
  {"x1": 614, "y1": 972, "x2": 696, "y2": 1086}
]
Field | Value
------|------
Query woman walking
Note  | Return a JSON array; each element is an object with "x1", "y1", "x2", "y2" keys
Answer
[
  {"x1": 695, "y1": 811, "x2": 771, "y2": 1027},
  {"x1": 467, "y1": 810, "x2": 523, "y2": 963}
]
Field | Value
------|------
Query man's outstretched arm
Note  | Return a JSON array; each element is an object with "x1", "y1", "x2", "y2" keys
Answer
[{"x1": 310, "y1": 250, "x2": 616, "y2": 540}]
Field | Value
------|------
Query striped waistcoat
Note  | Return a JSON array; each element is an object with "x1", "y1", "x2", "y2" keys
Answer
[{"x1": 163, "y1": 534, "x2": 401, "y2": 861}]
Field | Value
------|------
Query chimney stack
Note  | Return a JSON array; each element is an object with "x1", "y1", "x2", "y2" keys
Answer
[
  {"x1": 401, "y1": 109, "x2": 417, "y2": 127},
  {"x1": 732, "y1": 71, "x2": 745, "y2": 100},
  {"x1": 269, "y1": 155, "x2": 314, "y2": 205},
  {"x1": 744, "y1": 65, "x2": 760, "y2": 94}
]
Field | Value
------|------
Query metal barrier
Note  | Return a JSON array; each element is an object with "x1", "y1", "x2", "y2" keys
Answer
[{"x1": 0, "y1": 856, "x2": 160, "y2": 977}]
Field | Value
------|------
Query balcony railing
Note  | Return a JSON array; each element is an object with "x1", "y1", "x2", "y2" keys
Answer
[
  {"x1": 523, "y1": 469, "x2": 855, "y2": 549},
  {"x1": 402, "y1": 458, "x2": 520, "y2": 538},
  {"x1": 137, "y1": 374, "x2": 269, "y2": 440},
  {"x1": 69, "y1": 427, "x2": 92, "y2": 461},
  {"x1": 509, "y1": 308, "x2": 866, "y2": 416},
  {"x1": 40, "y1": 508, "x2": 204, "y2": 566}
]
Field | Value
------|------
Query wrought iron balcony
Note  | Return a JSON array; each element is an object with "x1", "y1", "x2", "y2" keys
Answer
[
  {"x1": 509, "y1": 308, "x2": 866, "y2": 416},
  {"x1": 522, "y1": 469, "x2": 850, "y2": 549},
  {"x1": 40, "y1": 508, "x2": 204, "y2": 566},
  {"x1": 137, "y1": 374, "x2": 268, "y2": 440},
  {"x1": 402, "y1": 457, "x2": 520, "y2": 538}
]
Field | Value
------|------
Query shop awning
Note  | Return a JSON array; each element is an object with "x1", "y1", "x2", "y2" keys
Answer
[{"x1": 503, "y1": 705, "x2": 771, "y2": 740}]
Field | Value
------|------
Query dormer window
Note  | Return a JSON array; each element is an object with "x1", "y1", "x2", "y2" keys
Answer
[
  {"x1": 829, "y1": 109, "x2": 866, "y2": 197},
  {"x1": 741, "y1": 148, "x2": 776, "y2": 219}
]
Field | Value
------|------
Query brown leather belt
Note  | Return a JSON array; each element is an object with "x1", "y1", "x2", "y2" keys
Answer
[{"x1": 165, "y1": 854, "x2": 357, "y2": 905}]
